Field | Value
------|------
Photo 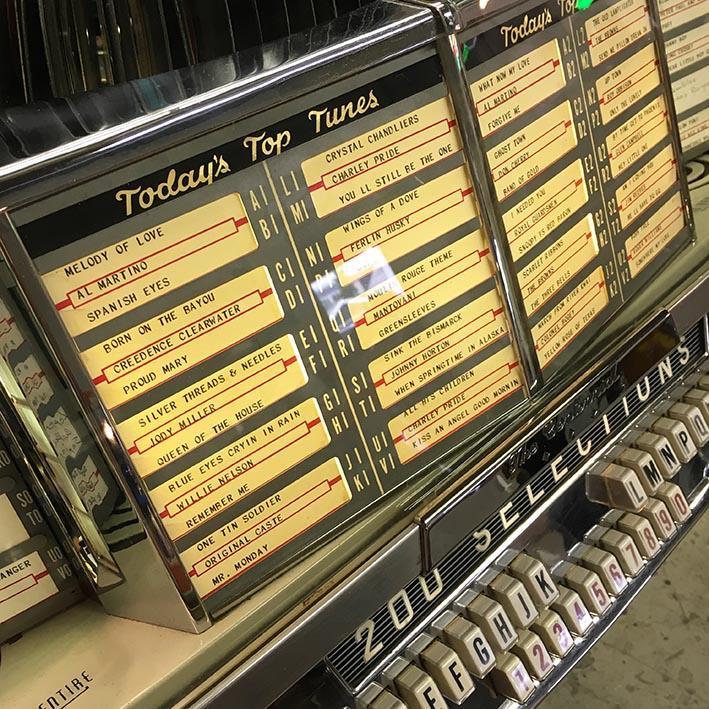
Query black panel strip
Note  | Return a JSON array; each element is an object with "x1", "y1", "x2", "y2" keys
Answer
[{"x1": 17, "y1": 56, "x2": 442, "y2": 257}]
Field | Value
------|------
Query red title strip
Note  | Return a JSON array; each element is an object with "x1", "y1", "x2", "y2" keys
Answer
[{"x1": 55, "y1": 216, "x2": 248, "y2": 311}]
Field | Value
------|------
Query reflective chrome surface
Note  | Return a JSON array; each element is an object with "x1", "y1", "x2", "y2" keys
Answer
[
  {"x1": 0, "y1": 1, "x2": 705, "y2": 707},
  {"x1": 0, "y1": 0, "x2": 438, "y2": 634}
]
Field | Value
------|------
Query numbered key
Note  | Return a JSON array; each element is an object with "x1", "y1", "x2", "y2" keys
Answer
[
  {"x1": 667, "y1": 402, "x2": 709, "y2": 447},
  {"x1": 457, "y1": 592, "x2": 518, "y2": 652},
  {"x1": 612, "y1": 511, "x2": 661, "y2": 558},
  {"x1": 489, "y1": 652, "x2": 535, "y2": 702},
  {"x1": 552, "y1": 587, "x2": 593, "y2": 636},
  {"x1": 382, "y1": 658, "x2": 446, "y2": 709},
  {"x1": 531, "y1": 610, "x2": 574, "y2": 657},
  {"x1": 357, "y1": 682, "x2": 407, "y2": 709},
  {"x1": 482, "y1": 570, "x2": 539, "y2": 628},
  {"x1": 510, "y1": 630, "x2": 554, "y2": 680},
  {"x1": 587, "y1": 526, "x2": 644, "y2": 577},
  {"x1": 651, "y1": 417, "x2": 697, "y2": 462},
  {"x1": 556, "y1": 562, "x2": 610, "y2": 615},
  {"x1": 586, "y1": 463, "x2": 647, "y2": 511},
  {"x1": 654, "y1": 482, "x2": 691, "y2": 523},
  {"x1": 432, "y1": 611, "x2": 496, "y2": 678},
  {"x1": 639, "y1": 498, "x2": 676, "y2": 540},
  {"x1": 634, "y1": 432, "x2": 681, "y2": 478},
  {"x1": 505, "y1": 552, "x2": 559, "y2": 606},
  {"x1": 572, "y1": 544, "x2": 627, "y2": 596}
]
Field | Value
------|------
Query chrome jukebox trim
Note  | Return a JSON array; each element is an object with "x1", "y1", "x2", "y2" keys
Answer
[
  {"x1": 404, "y1": 0, "x2": 543, "y2": 395},
  {"x1": 184, "y1": 311, "x2": 708, "y2": 707},
  {"x1": 0, "y1": 0, "x2": 439, "y2": 633},
  {"x1": 0, "y1": 380, "x2": 121, "y2": 590},
  {"x1": 418, "y1": 268, "x2": 709, "y2": 565},
  {"x1": 188, "y1": 526, "x2": 422, "y2": 709},
  {"x1": 644, "y1": 0, "x2": 696, "y2": 232},
  {"x1": 0, "y1": 211, "x2": 209, "y2": 632},
  {"x1": 0, "y1": 3, "x2": 435, "y2": 210},
  {"x1": 666, "y1": 262, "x2": 709, "y2": 334},
  {"x1": 454, "y1": 0, "x2": 539, "y2": 25}
]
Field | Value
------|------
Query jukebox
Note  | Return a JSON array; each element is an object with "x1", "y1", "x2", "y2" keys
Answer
[{"x1": 0, "y1": 0, "x2": 707, "y2": 707}]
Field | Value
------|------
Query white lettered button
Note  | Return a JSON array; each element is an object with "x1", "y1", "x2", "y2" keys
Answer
[
  {"x1": 510, "y1": 630, "x2": 554, "y2": 680},
  {"x1": 654, "y1": 482, "x2": 691, "y2": 523},
  {"x1": 614, "y1": 512, "x2": 661, "y2": 558},
  {"x1": 668, "y1": 402, "x2": 709, "y2": 447},
  {"x1": 639, "y1": 498, "x2": 676, "y2": 540},
  {"x1": 507, "y1": 553, "x2": 559, "y2": 606},
  {"x1": 486, "y1": 572, "x2": 539, "y2": 628},
  {"x1": 617, "y1": 448, "x2": 663, "y2": 494},
  {"x1": 574, "y1": 545, "x2": 627, "y2": 595},
  {"x1": 634, "y1": 432, "x2": 681, "y2": 478},
  {"x1": 460, "y1": 592, "x2": 518, "y2": 652},
  {"x1": 489, "y1": 652, "x2": 534, "y2": 702},
  {"x1": 357, "y1": 682, "x2": 407, "y2": 709},
  {"x1": 432, "y1": 611, "x2": 496, "y2": 678},
  {"x1": 651, "y1": 417, "x2": 697, "y2": 462},
  {"x1": 595, "y1": 528, "x2": 644, "y2": 577},
  {"x1": 556, "y1": 562, "x2": 610, "y2": 615},
  {"x1": 684, "y1": 388, "x2": 709, "y2": 421},
  {"x1": 531, "y1": 610, "x2": 574, "y2": 657},
  {"x1": 407, "y1": 633, "x2": 475, "y2": 704},
  {"x1": 586, "y1": 463, "x2": 648, "y2": 511},
  {"x1": 383, "y1": 658, "x2": 447, "y2": 709},
  {"x1": 552, "y1": 587, "x2": 593, "y2": 636}
]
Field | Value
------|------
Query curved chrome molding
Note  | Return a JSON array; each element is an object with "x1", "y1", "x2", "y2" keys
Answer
[
  {"x1": 0, "y1": 210, "x2": 210, "y2": 632},
  {"x1": 0, "y1": 3, "x2": 434, "y2": 210},
  {"x1": 402, "y1": 0, "x2": 543, "y2": 394}
]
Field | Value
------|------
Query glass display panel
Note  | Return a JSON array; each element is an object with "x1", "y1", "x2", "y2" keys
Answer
[
  {"x1": 462, "y1": 0, "x2": 692, "y2": 378},
  {"x1": 12, "y1": 53, "x2": 526, "y2": 611},
  {"x1": 658, "y1": 0, "x2": 709, "y2": 153}
]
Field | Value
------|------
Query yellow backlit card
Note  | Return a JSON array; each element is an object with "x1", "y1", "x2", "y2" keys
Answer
[{"x1": 43, "y1": 193, "x2": 257, "y2": 337}]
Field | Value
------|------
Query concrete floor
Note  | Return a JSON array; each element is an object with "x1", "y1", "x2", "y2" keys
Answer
[{"x1": 544, "y1": 512, "x2": 709, "y2": 709}]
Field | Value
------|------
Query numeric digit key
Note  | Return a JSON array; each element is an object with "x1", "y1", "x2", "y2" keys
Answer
[
  {"x1": 489, "y1": 652, "x2": 535, "y2": 702},
  {"x1": 531, "y1": 610, "x2": 574, "y2": 657},
  {"x1": 510, "y1": 630, "x2": 554, "y2": 680},
  {"x1": 586, "y1": 525, "x2": 644, "y2": 577},
  {"x1": 639, "y1": 498, "x2": 676, "y2": 540},
  {"x1": 606, "y1": 510, "x2": 661, "y2": 558},
  {"x1": 551, "y1": 587, "x2": 594, "y2": 636},
  {"x1": 654, "y1": 483, "x2": 691, "y2": 523},
  {"x1": 571, "y1": 544, "x2": 627, "y2": 596},
  {"x1": 555, "y1": 562, "x2": 611, "y2": 615}
]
